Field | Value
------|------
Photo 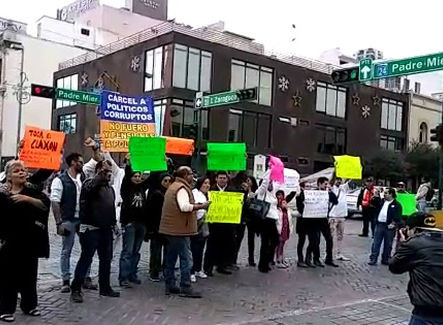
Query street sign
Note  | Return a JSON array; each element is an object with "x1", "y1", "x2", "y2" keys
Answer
[
  {"x1": 202, "y1": 87, "x2": 257, "y2": 108},
  {"x1": 56, "y1": 88, "x2": 101, "y2": 105},
  {"x1": 195, "y1": 91, "x2": 203, "y2": 109},
  {"x1": 359, "y1": 59, "x2": 373, "y2": 81},
  {"x1": 373, "y1": 52, "x2": 443, "y2": 79}
]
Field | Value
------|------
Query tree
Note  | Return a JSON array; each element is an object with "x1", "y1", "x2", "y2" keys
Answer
[
  {"x1": 405, "y1": 142, "x2": 439, "y2": 188},
  {"x1": 364, "y1": 149, "x2": 406, "y2": 183}
]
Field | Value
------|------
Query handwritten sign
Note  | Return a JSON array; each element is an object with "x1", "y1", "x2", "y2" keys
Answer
[
  {"x1": 19, "y1": 126, "x2": 65, "y2": 170},
  {"x1": 206, "y1": 191, "x2": 244, "y2": 224},
  {"x1": 396, "y1": 193, "x2": 417, "y2": 217},
  {"x1": 207, "y1": 142, "x2": 246, "y2": 171},
  {"x1": 165, "y1": 137, "x2": 194, "y2": 156},
  {"x1": 100, "y1": 120, "x2": 155, "y2": 152},
  {"x1": 303, "y1": 190, "x2": 329, "y2": 218},
  {"x1": 334, "y1": 155, "x2": 362, "y2": 180},
  {"x1": 129, "y1": 137, "x2": 167, "y2": 172}
]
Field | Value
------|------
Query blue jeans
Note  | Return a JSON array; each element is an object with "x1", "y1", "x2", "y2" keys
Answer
[
  {"x1": 409, "y1": 315, "x2": 443, "y2": 325},
  {"x1": 417, "y1": 201, "x2": 427, "y2": 213},
  {"x1": 164, "y1": 236, "x2": 193, "y2": 289},
  {"x1": 119, "y1": 222, "x2": 146, "y2": 281},
  {"x1": 60, "y1": 220, "x2": 91, "y2": 281},
  {"x1": 370, "y1": 223, "x2": 395, "y2": 263}
]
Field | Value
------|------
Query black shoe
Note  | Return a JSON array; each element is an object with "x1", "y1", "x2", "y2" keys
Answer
[
  {"x1": 165, "y1": 286, "x2": 180, "y2": 295},
  {"x1": 129, "y1": 278, "x2": 142, "y2": 285},
  {"x1": 71, "y1": 290, "x2": 83, "y2": 303},
  {"x1": 305, "y1": 260, "x2": 316, "y2": 268},
  {"x1": 248, "y1": 261, "x2": 257, "y2": 267},
  {"x1": 204, "y1": 270, "x2": 214, "y2": 277},
  {"x1": 100, "y1": 289, "x2": 120, "y2": 298},
  {"x1": 297, "y1": 261, "x2": 308, "y2": 268},
  {"x1": 119, "y1": 280, "x2": 133, "y2": 288},
  {"x1": 258, "y1": 266, "x2": 269, "y2": 273},
  {"x1": 61, "y1": 280, "x2": 71, "y2": 293},
  {"x1": 325, "y1": 260, "x2": 339, "y2": 268},
  {"x1": 83, "y1": 278, "x2": 98, "y2": 290},
  {"x1": 313, "y1": 261, "x2": 325, "y2": 268},
  {"x1": 359, "y1": 234, "x2": 369, "y2": 237},
  {"x1": 216, "y1": 267, "x2": 232, "y2": 275},
  {"x1": 226, "y1": 265, "x2": 240, "y2": 271},
  {"x1": 368, "y1": 260, "x2": 377, "y2": 266},
  {"x1": 381, "y1": 260, "x2": 389, "y2": 265},
  {"x1": 179, "y1": 287, "x2": 202, "y2": 298}
]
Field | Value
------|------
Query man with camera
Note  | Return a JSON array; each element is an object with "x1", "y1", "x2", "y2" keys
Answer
[{"x1": 389, "y1": 213, "x2": 443, "y2": 325}]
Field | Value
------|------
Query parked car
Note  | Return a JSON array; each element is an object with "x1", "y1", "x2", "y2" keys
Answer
[{"x1": 346, "y1": 188, "x2": 361, "y2": 217}]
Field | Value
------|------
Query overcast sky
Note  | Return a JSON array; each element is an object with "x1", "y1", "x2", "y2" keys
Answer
[{"x1": 2, "y1": 0, "x2": 443, "y2": 92}]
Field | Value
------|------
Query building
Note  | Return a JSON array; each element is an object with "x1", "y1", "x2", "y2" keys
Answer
[
  {"x1": 319, "y1": 48, "x2": 356, "y2": 66},
  {"x1": 53, "y1": 21, "x2": 410, "y2": 175},
  {"x1": 408, "y1": 93, "x2": 442, "y2": 147},
  {"x1": 355, "y1": 48, "x2": 384, "y2": 61}
]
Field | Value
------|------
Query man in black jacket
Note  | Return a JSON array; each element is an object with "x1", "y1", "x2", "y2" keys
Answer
[
  {"x1": 389, "y1": 213, "x2": 443, "y2": 324},
  {"x1": 368, "y1": 187, "x2": 402, "y2": 266},
  {"x1": 70, "y1": 160, "x2": 120, "y2": 303}
]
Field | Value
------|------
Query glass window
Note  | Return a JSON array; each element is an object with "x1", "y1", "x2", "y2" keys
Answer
[
  {"x1": 381, "y1": 101, "x2": 388, "y2": 129},
  {"x1": 154, "y1": 99, "x2": 167, "y2": 136},
  {"x1": 228, "y1": 111, "x2": 242, "y2": 142},
  {"x1": 182, "y1": 105, "x2": 194, "y2": 137},
  {"x1": 316, "y1": 83, "x2": 346, "y2": 118},
  {"x1": 380, "y1": 135, "x2": 403, "y2": 151},
  {"x1": 257, "y1": 114, "x2": 271, "y2": 148},
  {"x1": 144, "y1": 45, "x2": 168, "y2": 92},
  {"x1": 316, "y1": 86, "x2": 326, "y2": 113},
  {"x1": 187, "y1": 48, "x2": 200, "y2": 91},
  {"x1": 168, "y1": 99, "x2": 200, "y2": 139},
  {"x1": 170, "y1": 105, "x2": 182, "y2": 137},
  {"x1": 201, "y1": 109, "x2": 209, "y2": 140},
  {"x1": 259, "y1": 70, "x2": 272, "y2": 106},
  {"x1": 326, "y1": 87, "x2": 337, "y2": 116},
  {"x1": 317, "y1": 125, "x2": 346, "y2": 154},
  {"x1": 396, "y1": 105, "x2": 403, "y2": 131},
  {"x1": 246, "y1": 66, "x2": 259, "y2": 89},
  {"x1": 145, "y1": 49, "x2": 154, "y2": 91},
  {"x1": 231, "y1": 62, "x2": 245, "y2": 91},
  {"x1": 388, "y1": 103, "x2": 396, "y2": 130},
  {"x1": 173, "y1": 44, "x2": 187, "y2": 88},
  {"x1": 56, "y1": 74, "x2": 78, "y2": 108},
  {"x1": 58, "y1": 113, "x2": 77, "y2": 134},
  {"x1": 200, "y1": 52, "x2": 212, "y2": 92},
  {"x1": 243, "y1": 112, "x2": 257, "y2": 147},
  {"x1": 153, "y1": 47, "x2": 163, "y2": 89},
  {"x1": 337, "y1": 91, "x2": 346, "y2": 118},
  {"x1": 381, "y1": 98, "x2": 403, "y2": 131}
]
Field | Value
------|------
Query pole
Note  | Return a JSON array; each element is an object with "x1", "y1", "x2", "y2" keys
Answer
[
  {"x1": 16, "y1": 47, "x2": 24, "y2": 156},
  {"x1": 438, "y1": 98, "x2": 443, "y2": 210}
]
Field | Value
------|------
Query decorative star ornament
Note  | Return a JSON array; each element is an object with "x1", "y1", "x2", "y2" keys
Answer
[
  {"x1": 372, "y1": 95, "x2": 380, "y2": 106},
  {"x1": 278, "y1": 75, "x2": 290, "y2": 92},
  {"x1": 352, "y1": 93, "x2": 360, "y2": 106},
  {"x1": 292, "y1": 91, "x2": 302, "y2": 108},
  {"x1": 130, "y1": 56, "x2": 141, "y2": 72},
  {"x1": 361, "y1": 105, "x2": 371, "y2": 119},
  {"x1": 305, "y1": 78, "x2": 316, "y2": 92},
  {"x1": 81, "y1": 72, "x2": 89, "y2": 87}
]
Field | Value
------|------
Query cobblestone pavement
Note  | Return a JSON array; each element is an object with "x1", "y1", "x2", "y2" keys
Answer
[{"x1": 15, "y1": 219, "x2": 412, "y2": 325}]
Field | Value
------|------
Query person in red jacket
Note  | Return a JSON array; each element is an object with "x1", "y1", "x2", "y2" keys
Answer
[{"x1": 357, "y1": 177, "x2": 377, "y2": 237}]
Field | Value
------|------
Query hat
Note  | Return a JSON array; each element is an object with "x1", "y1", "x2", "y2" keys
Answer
[
  {"x1": 406, "y1": 213, "x2": 436, "y2": 229},
  {"x1": 397, "y1": 182, "x2": 405, "y2": 186}
]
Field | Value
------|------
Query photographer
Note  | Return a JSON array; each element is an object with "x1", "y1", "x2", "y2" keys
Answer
[{"x1": 389, "y1": 213, "x2": 443, "y2": 325}]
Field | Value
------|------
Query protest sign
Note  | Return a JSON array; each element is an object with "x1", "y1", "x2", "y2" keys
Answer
[
  {"x1": 396, "y1": 193, "x2": 417, "y2": 217},
  {"x1": 281, "y1": 168, "x2": 300, "y2": 194},
  {"x1": 164, "y1": 136, "x2": 194, "y2": 156},
  {"x1": 19, "y1": 126, "x2": 65, "y2": 170},
  {"x1": 206, "y1": 191, "x2": 244, "y2": 224},
  {"x1": 128, "y1": 137, "x2": 167, "y2": 172},
  {"x1": 334, "y1": 155, "x2": 362, "y2": 180},
  {"x1": 303, "y1": 190, "x2": 329, "y2": 218},
  {"x1": 207, "y1": 142, "x2": 246, "y2": 171},
  {"x1": 100, "y1": 120, "x2": 155, "y2": 152}
]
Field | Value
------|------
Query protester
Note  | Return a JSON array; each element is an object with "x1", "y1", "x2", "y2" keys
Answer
[
  {"x1": 159, "y1": 166, "x2": 210, "y2": 298},
  {"x1": 416, "y1": 177, "x2": 432, "y2": 213},
  {"x1": 329, "y1": 176, "x2": 350, "y2": 261},
  {"x1": 396, "y1": 182, "x2": 407, "y2": 194},
  {"x1": 50, "y1": 153, "x2": 97, "y2": 293},
  {"x1": 357, "y1": 177, "x2": 376, "y2": 237},
  {"x1": 118, "y1": 159, "x2": 151, "y2": 288},
  {"x1": 296, "y1": 182, "x2": 316, "y2": 268},
  {"x1": 204, "y1": 171, "x2": 237, "y2": 275},
  {"x1": 145, "y1": 172, "x2": 171, "y2": 282},
  {"x1": 0, "y1": 160, "x2": 50, "y2": 322},
  {"x1": 190, "y1": 177, "x2": 211, "y2": 283},
  {"x1": 275, "y1": 190, "x2": 293, "y2": 268},
  {"x1": 368, "y1": 187, "x2": 402, "y2": 266},
  {"x1": 71, "y1": 160, "x2": 120, "y2": 303},
  {"x1": 389, "y1": 213, "x2": 443, "y2": 325}
]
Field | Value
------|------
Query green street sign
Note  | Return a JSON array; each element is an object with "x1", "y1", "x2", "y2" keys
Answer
[
  {"x1": 359, "y1": 58, "x2": 373, "y2": 81},
  {"x1": 373, "y1": 52, "x2": 443, "y2": 79},
  {"x1": 202, "y1": 87, "x2": 257, "y2": 108},
  {"x1": 56, "y1": 88, "x2": 101, "y2": 105}
]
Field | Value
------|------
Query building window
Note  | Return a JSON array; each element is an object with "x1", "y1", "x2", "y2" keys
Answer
[
  {"x1": 58, "y1": 113, "x2": 77, "y2": 134},
  {"x1": 315, "y1": 82, "x2": 346, "y2": 118},
  {"x1": 316, "y1": 125, "x2": 346, "y2": 154},
  {"x1": 380, "y1": 135, "x2": 404, "y2": 151},
  {"x1": 154, "y1": 99, "x2": 167, "y2": 136},
  {"x1": 144, "y1": 45, "x2": 171, "y2": 91},
  {"x1": 230, "y1": 60, "x2": 273, "y2": 106},
  {"x1": 169, "y1": 99, "x2": 209, "y2": 139},
  {"x1": 419, "y1": 122, "x2": 428, "y2": 143},
  {"x1": 381, "y1": 98, "x2": 403, "y2": 131},
  {"x1": 56, "y1": 74, "x2": 78, "y2": 108},
  {"x1": 228, "y1": 109, "x2": 271, "y2": 148},
  {"x1": 80, "y1": 28, "x2": 90, "y2": 36},
  {"x1": 172, "y1": 44, "x2": 212, "y2": 92}
]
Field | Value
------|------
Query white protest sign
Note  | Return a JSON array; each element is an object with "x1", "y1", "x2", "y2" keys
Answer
[
  {"x1": 282, "y1": 168, "x2": 300, "y2": 194},
  {"x1": 303, "y1": 190, "x2": 329, "y2": 218}
]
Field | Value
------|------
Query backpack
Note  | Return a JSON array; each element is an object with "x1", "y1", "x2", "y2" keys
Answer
[{"x1": 425, "y1": 186, "x2": 434, "y2": 202}]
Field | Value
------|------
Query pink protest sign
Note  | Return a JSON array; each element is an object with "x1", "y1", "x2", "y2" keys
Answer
[{"x1": 269, "y1": 155, "x2": 284, "y2": 183}]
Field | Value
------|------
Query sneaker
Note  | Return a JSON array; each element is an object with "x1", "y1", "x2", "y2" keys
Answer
[
  {"x1": 99, "y1": 289, "x2": 120, "y2": 298},
  {"x1": 61, "y1": 280, "x2": 71, "y2": 293},
  {"x1": 226, "y1": 265, "x2": 240, "y2": 271},
  {"x1": 149, "y1": 276, "x2": 160, "y2": 282},
  {"x1": 336, "y1": 255, "x2": 350, "y2": 261},
  {"x1": 0, "y1": 314, "x2": 15, "y2": 322},
  {"x1": 71, "y1": 290, "x2": 83, "y2": 303},
  {"x1": 119, "y1": 280, "x2": 133, "y2": 288},
  {"x1": 24, "y1": 309, "x2": 41, "y2": 317},
  {"x1": 82, "y1": 278, "x2": 98, "y2": 290},
  {"x1": 276, "y1": 262, "x2": 288, "y2": 269},
  {"x1": 368, "y1": 260, "x2": 377, "y2": 266},
  {"x1": 179, "y1": 287, "x2": 202, "y2": 298},
  {"x1": 196, "y1": 271, "x2": 208, "y2": 279},
  {"x1": 190, "y1": 274, "x2": 197, "y2": 283}
]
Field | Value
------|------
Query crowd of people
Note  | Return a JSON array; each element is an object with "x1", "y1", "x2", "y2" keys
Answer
[{"x1": 0, "y1": 137, "x2": 442, "y2": 324}]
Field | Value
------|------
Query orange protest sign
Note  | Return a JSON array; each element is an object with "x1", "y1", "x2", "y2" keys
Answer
[
  {"x1": 100, "y1": 120, "x2": 155, "y2": 152},
  {"x1": 164, "y1": 136, "x2": 194, "y2": 156},
  {"x1": 19, "y1": 126, "x2": 65, "y2": 170}
]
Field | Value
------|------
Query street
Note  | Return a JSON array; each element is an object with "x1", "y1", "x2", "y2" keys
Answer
[{"x1": 23, "y1": 219, "x2": 412, "y2": 325}]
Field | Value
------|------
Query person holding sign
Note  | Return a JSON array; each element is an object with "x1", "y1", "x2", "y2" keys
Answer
[
  {"x1": 329, "y1": 176, "x2": 350, "y2": 262},
  {"x1": 159, "y1": 167, "x2": 210, "y2": 298}
]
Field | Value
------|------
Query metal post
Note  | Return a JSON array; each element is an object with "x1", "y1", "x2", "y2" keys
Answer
[
  {"x1": 16, "y1": 47, "x2": 24, "y2": 156},
  {"x1": 439, "y1": 99, "x2": 443, "y2": 210}
]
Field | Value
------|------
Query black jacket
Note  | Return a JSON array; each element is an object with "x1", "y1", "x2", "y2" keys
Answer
[
  {"x1": 372, "y1": 197, "x2": 402, "y2": 225},
  {"x1": 295, "y1": 190, "x2": 338, "y2": 216},
  {"x1": 389, "y1": 229, "x2": 443, "y2": 320},
  {"x1": 120, "y1": 165, "x2": 149, "y2": 225}
]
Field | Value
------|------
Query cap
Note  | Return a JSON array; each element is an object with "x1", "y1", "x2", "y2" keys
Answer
[
  {"x1": 397, "y1": 182, "x2": 405, "y2": 186},
  {"x1": 406, "y1": 213, "x2": 436, "y2": 229}
]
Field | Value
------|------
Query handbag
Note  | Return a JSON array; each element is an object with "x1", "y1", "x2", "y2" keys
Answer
[{"x1": 246, "y1": 192, "x2": 270, "y2": 221}]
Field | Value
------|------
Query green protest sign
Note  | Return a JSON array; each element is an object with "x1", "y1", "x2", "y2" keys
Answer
[
  {"x1": 396, "y1": 193, "x2": 417, "y2": 217},
  {"x1": 207, "y1": 142, "x2": 246, "y2": 171},
  {"x1": 206, "y1": 191, "x2": 244, "y2": 224},
  {"x1": 129, "y1": 137, "x2": 167, "y2": 172}
]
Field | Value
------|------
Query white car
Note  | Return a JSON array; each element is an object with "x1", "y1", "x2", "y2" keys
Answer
[{"x1": 346, "y1": 188, "x2": 362, "y2": 217}]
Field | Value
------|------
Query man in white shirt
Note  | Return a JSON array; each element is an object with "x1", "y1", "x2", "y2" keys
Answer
[
  {"x1": 329, "y1": 177, "x2": 350, "y2": 261},
  {"x1": 416, "y1": 177, "x2": 431, "y2": 213}
]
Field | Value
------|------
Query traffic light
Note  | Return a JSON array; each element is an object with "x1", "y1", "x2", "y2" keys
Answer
[
  {"x1": 236, "y1": 87, "x2": 257, "y2": 101},
  {"x1": 189, "y1": 123, "x2": 198, "y2": 139},
  {"x1": 331, "y1": 67, "x2": 359, "y2": 85},
  {"x1": 430, "y1": 124, "x2": 443, "y2": 145},
  {"x1": 31, "y1": 84, "x2": 55, "y2": 99}
]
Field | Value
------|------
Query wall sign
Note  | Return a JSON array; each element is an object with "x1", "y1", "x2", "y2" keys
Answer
[{"x1": 57, "y1": 0, "x2": 99, "y2": 22}]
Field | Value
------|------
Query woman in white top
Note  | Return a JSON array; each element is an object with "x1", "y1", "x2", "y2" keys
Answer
[{"x1": 190, "y1": 177, "x2": 211, "y2": 282}]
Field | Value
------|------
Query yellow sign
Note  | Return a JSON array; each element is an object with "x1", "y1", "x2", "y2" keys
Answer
[
  {"x1": 430, "y1": 210, "x2": 443, "y2": 230},
  {"x1": 100, "y1": 120, "x2": 155, "y2": 152},
  {"x1": 206, "y1": 191, "x2": 244, "y2": 224},
  {"x1": 334, "y1": 155, "x2": 362, "y2": 180}
]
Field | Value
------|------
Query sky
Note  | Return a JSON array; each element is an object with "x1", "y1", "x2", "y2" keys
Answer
[{"x1": 2, "y1": 0, "x2": 443, "y2": 92}]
